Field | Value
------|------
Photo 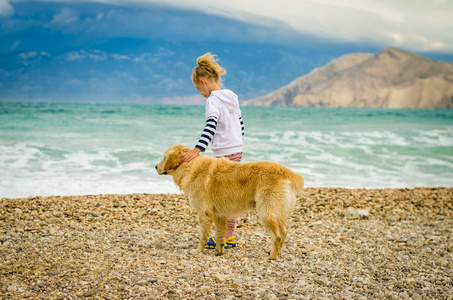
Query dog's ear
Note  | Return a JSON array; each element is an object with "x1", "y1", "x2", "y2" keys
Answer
[{"x1": 164, "y1": 148, "x2": 181, "y2": 171}]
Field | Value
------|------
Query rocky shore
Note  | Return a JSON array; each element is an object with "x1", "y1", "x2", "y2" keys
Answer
[{"x1": 1, "y1": 187, "x2": 452, "y2": 299}]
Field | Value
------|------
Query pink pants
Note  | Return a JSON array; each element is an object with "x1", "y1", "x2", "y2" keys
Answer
[{"x1": 218, "y1": 152, "x2": 242, "y2": 237}]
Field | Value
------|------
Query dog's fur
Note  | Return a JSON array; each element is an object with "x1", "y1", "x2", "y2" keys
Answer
[{"x1": 156, "y1": 145, "x2": 304, "y2": 260}]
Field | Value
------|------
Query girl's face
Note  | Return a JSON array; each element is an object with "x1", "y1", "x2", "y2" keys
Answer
[{"x1": 194, "y1": 78, "x2": 210, "y2": 98}]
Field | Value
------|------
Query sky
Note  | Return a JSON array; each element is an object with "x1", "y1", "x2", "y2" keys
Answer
[{"x1": 1, "y1": 0, "x2": 453, "y2": 104}]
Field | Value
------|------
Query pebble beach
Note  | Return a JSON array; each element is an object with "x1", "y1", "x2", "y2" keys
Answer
[{"x1": 1, "y1": 187, "x2": 452, "y2": 299}]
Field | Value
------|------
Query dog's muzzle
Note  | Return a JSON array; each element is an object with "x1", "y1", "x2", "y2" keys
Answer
[{"x1": 155, "y1": 165, "x2": 167, "y2": 175}]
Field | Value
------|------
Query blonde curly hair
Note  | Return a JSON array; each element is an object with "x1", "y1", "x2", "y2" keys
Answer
[{"x1": 192, "y1": 52, "x2": 226, "y2": 86}]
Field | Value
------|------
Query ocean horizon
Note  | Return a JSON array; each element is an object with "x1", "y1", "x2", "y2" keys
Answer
[{"x1": 1, "y1": 102, "x2": 452, "y2": 199}]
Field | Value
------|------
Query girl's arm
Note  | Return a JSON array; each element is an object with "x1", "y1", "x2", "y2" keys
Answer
[
  {"x1": 180, "y1": 116, "x2": 218, "y2": 163},
  {"x1": 240, "y1": 115, "x2": 244, "y2": 136},
  {"x1": 195, "y1": 116, "x2": 218, "y2": 151}
]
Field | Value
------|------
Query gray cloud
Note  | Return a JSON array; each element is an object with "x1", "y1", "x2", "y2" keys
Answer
[
  {"x1": 64, "y1": 50, "x2": 107, "y2": 62},
  {"x1": 73, "y1": 0, "x2": 453, "y2": 53},
  {"x1": 48, "y1": 7, "x2": 79, "y2": 27}
]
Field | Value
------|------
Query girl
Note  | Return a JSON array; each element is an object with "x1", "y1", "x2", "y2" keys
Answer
[{"x1": 180, "y1": 52, "x2": 244, "y2": 249}]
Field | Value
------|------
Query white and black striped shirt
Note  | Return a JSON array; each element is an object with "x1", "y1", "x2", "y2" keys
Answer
[{"x1": 195, "y1": 115, "x2": 244, "y2": 152}]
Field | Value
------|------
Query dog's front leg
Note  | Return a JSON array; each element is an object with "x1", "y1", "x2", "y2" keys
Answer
[
  {"x1": 214, "y1": 216, "x2": 227, "y2": 256},
  {"x1": 194, "y1": 212, "x2": 212, "y2": 255}
]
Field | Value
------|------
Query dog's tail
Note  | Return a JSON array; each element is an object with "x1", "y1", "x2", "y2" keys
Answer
[{"x1": 290, "y1": 172, "x2": 305, "y2": 197}]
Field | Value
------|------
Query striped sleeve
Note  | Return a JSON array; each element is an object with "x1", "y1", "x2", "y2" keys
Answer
[
  {"x1": 239, "y1": 115, "x2": 244, "y2": 136},
  {"x1": 195, "y1": 115, "x2": 218, "y2": 151}
]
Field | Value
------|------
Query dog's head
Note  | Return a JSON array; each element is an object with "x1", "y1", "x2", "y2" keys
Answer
[{"x1": 155, "y1": 145, "x2": 189, "y2": 175}]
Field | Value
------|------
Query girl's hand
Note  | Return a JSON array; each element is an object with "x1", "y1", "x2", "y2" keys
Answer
[{"x1": 180, "y1": 148, "x2": 201, "y2": 163}]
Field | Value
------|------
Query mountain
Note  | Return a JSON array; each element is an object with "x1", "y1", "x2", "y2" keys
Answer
[
  {"x1": 243, "y1": 47, "x2": 453, "y2": 109},
  {"x1": 0, "y1": 39, "x2": 347, "y2": 103}
]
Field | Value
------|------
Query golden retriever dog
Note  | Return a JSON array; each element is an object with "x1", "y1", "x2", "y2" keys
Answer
[{"x1": 156, "y1": 145, "x2": 304, "y2": 260}]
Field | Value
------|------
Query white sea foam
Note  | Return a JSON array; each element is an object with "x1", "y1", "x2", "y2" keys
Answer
[
  {"x1": 244, "y1": 125, "x2": 453, "y2": 189},
  {"x1": 1, "y1": 104, "x2": 452, "y2": 198},
  {"x1": 411, "y1": 129, "x2": 453, "y2": 146},
  {"x1": 0, "y1": 145, "x2": 181, "y2": 198}
]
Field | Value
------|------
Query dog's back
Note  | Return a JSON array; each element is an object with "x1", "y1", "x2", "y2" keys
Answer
[
  {"x1": 199, "y1": 158, "x2": 303, "y2": 216},
  {"x1": 209, "y1": 158, "x2": 304, "y2": 194}
]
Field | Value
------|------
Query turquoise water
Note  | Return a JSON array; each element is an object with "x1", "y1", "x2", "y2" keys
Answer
[{"x1": 1, "y1": 102, "x2": 452, "y2": 198}]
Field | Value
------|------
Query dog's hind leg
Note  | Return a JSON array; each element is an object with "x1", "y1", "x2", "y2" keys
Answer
[
  {"x1": 262, "y1": 218, "x2": 284, "y2": 260},
  {"x1": 256, "y1": 189, "x2": 288, "y2": 260},
  {"x1": 214, "y1": 216, "x2": 228, "y2": 256},
  {"x1": 278, "y1": 222, "x2": 287, "y2": 253}
]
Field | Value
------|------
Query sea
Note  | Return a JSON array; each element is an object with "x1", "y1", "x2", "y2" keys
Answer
[{"x1": 1, "y1": 102, "x2": 452, "y2": 198}]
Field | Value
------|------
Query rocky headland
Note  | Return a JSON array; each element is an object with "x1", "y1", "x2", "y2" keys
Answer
[{"x1": 244, "y1": 48, "x2": 453, "y2": 109}]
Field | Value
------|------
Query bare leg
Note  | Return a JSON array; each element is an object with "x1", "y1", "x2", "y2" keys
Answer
[
  {"x1": 225, "y1": 218, "x2": 236, "y2": 238},
  {"x1": 214, "y1": 152, "x2": 242, "y2": 244}
]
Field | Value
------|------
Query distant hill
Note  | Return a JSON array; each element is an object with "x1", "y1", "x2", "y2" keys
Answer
[{"x1": 243, "y1": 47, "x2": 453, "y2": 109}]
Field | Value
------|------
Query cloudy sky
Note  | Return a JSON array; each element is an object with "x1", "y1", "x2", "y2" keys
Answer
[{"x1": 1, "y1": 0, "x2": 452, "y2": 103}]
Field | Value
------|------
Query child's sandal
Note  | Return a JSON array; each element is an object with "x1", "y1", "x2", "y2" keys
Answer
[
  {"x1": 224, "y1": 236, "x2": 237, "y2": 248},
  {"x1": 205, "y1": 236, "x2": 237, "y2": 249},
  {"x1": 205, "y1": 236, "x2": 217, "y2": 249}
]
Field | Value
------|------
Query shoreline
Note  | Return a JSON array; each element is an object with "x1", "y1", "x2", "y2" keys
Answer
[
  {"x1": 2, "y1": 186, "x2": 452, "y2": 201},
  {"x1": 1, "y1": 187, "x2": 452, "y2": 299}
]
